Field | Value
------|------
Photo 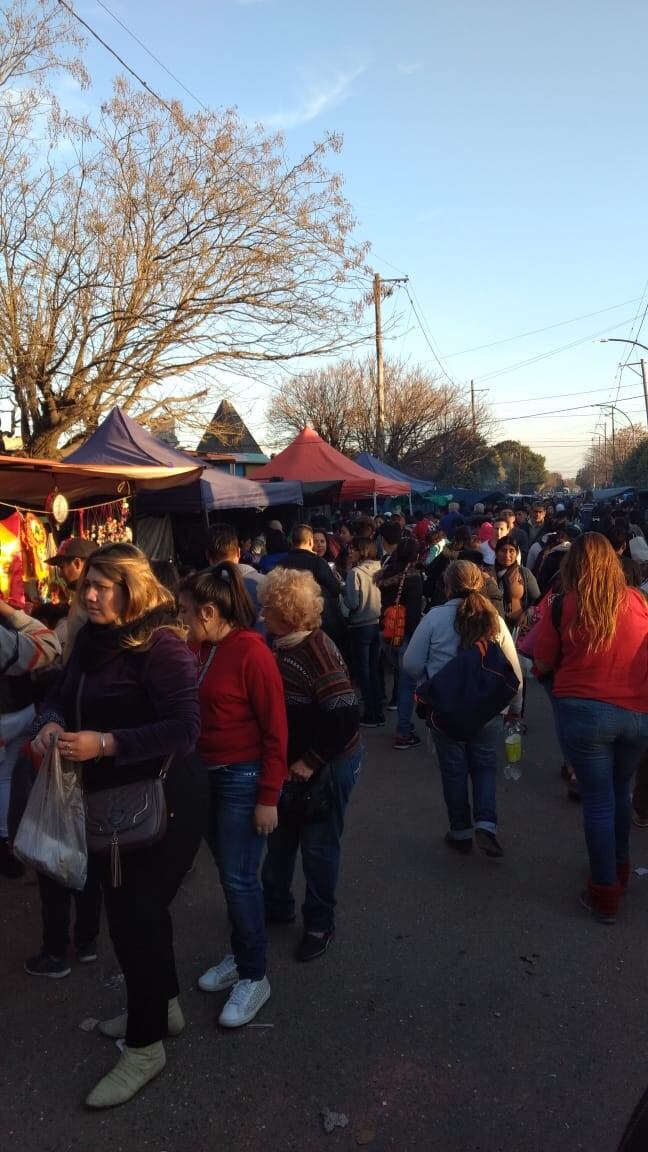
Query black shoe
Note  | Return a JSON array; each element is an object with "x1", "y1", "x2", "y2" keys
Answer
[
  {"x1": 24, "y1": 951, "x2": 71, "y2": 978},
  {"x1": 295, "y1": 931, "x2": 334, "y2": 962},
  {"x1": 444, "y1": 832, "x2": 473, "y2": 855},
  {"x1": 0, "y1": 839, "x2": 25, "y2": 879},
  {"x1": 475, "y1": 828, "x2": 504, "y2": 858},
  {"x1": 359, "y1": 716, "x2": 381, "y2": 728},
  {"x1": 76, "y1": 942, "x2": 98, "y2": 964}
]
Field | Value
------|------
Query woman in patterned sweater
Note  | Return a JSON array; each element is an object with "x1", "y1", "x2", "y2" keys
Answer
[{"x1": 260, "y1": 567, "x2": 362, "y2": 962}]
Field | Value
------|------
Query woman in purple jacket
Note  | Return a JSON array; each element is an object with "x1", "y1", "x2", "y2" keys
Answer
[{"x1": 32, "y1": 543, "x2": 203, "y2": 1110}]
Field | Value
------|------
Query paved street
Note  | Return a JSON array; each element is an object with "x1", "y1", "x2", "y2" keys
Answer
[{"x1": 2, "y1": 680, "x2": 647, "y2": 1152}]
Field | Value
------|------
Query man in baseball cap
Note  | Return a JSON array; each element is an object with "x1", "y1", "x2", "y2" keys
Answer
[{"x1": 46, "y1": 538, "x2": 97, "y2": 662}]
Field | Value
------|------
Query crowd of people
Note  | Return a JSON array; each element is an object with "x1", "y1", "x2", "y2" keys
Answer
[{"x1": 1, "y1": 489, "x2": 648, "y2": 1115}]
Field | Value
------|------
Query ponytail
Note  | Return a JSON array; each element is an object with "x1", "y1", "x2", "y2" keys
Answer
[
  {"x1": 180, "y1": 561, "x2": 255, "y2": 630},
  {"x1": 444, "y1": 560, "x2": 500, "y2": 649}
]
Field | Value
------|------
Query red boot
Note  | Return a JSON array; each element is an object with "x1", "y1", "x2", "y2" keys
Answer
[
  {"x1": 617, "y1": 859, "x2": 631, "y2": 892},
  {"x1": 579, "y1": 879, "x2": 622, "y2": 924}
]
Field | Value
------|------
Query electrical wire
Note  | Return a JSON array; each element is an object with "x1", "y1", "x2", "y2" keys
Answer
[
  {"x1": 472, "y1": 317, "x2": 636, "y2": 384},
  {"x1": 402, "y1": 284, "x2": 455, "y2": 386},
  {"x1": 444, "y1": 297, "x2": 644, "y2": 358}
]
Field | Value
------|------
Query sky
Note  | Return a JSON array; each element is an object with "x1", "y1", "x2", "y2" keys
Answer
[{"x1": 61, "y1": 0, "x2": 648, "y2": 475}]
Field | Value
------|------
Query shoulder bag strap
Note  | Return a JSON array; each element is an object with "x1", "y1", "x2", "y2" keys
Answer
[{"x1": 395, "y1": 564, "x2": 410, "y2": 606}]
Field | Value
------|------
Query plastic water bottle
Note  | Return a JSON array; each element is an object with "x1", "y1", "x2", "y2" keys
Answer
[{"x1": 503, "y1": 723, "x2": 523, "y2": 782}]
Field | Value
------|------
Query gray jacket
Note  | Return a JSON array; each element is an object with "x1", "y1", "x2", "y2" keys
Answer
[{"x1": 343, "y1": 560, "x2": 381, "y2": 627}]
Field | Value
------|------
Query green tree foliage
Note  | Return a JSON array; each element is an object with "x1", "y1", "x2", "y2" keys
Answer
[{"x1": 493, "y1": 440, "x2": 547, "y2": 494}]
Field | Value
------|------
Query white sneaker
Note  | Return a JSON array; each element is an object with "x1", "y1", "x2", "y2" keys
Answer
[
  {"x1": 198, "y1": 954, "x2": 238, "y2": 993},
  {"x1": 218, "y1": 976, "x2": 271, "y2": 1028}
]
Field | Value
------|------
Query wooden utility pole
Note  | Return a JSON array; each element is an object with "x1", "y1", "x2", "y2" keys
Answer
[
  {"x1": 373, "y1": 273, "x2": 385, "y2": 459},
  {"x1": 642, "y1": 359, "x2": 648, "y2": 427},
  {"x1": 370, "y1": 272, "x2": 409, "y2": 459},
  {"x1": 470, "y1": 379, "x2": 476, "y2": 433}
]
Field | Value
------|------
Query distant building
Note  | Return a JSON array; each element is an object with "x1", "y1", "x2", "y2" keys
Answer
[{"x1": 197, "y1": 400, "x2": 268, "y2": 477}]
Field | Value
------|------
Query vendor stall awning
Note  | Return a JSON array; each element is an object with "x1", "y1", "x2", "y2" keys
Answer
[{"x1": 0, "y1": 455, "x2": 201, "y2": 508}]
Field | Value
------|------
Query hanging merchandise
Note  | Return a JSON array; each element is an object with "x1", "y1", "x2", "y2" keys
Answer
[
  {"x1": 22, "y1": 513, "x2": 50, "y2": 589},
  {"x1": 77, "y1": 498, "x2": 131, "y2": 547},
  {"x1": 0, "y1": 511, "x2": 26, "y2": 605}
]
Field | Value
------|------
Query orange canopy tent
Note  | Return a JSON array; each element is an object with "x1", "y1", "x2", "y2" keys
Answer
[{"x1": 252, "y1": 428, "x2": 410, "y2": 501}]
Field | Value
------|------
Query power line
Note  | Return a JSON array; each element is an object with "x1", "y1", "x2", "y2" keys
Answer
[
  {"x1": 500, "y1": 395, "x2": 644, "y2": 422},
  {"x1": 489, "y1": 382, "x2": 642, "y2": 406},
  {"x1": 403, "y1": 284, "x2": 455, "y2": 386},
  {"x1": 444, "y1": 296, "x2": 644, "y2": 358},
  {"x1": 473, "y1": 317, "x2": 636, "y2": 384}
]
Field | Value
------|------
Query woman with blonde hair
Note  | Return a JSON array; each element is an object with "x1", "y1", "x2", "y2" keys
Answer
[
  {"x1": 32, "y1": 543, "x2": 202, "y2": 1109},
  {"x1": 404, "y1": 560, "x2": 522, "y2": 857},
  {"x1": 534, "y1": 532, "x2": 648, "y2": 923},
  {"x1": 259, "y1": 568, "x2": 361, "y2": 962}
]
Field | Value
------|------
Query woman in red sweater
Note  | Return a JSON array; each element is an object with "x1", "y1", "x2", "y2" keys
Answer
[
  {"x1": 534, "y1": 533, "x2": 648, "y2": 923},
  {"x1": 179, "y1": 563, "x2": 288, "y2": 1027}
]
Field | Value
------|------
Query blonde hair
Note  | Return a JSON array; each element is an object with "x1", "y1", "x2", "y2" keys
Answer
[
  {"x1": 561, "y1": 532, "x2": 626, "y2": 651},
  {"x1": 444, "y1": 560, "x2": 500, "y2": 648},
  {"x1": 260, "y1": 567, "x2": 323, "y2": 632},
  {"x1": 82, "y1": 542, "x2": 178, "y2": 647}
]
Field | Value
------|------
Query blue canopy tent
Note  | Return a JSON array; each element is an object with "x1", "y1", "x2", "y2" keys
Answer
[{"x1": 354, "y1": 454, "x2": 434, "y2": 502}]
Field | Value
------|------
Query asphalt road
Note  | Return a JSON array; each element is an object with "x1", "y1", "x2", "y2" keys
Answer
[{"x1": 2, "y1": 680, "x2": 647, "y2": 1152}]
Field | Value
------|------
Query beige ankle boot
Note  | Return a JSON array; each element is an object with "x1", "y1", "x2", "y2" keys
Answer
[
  {"x1": 98, "y1": 998, "x2": 185, "y2": 1040},
  {"x1": 85, "y1": 1041, "x2": 166, "y2": 1108}
]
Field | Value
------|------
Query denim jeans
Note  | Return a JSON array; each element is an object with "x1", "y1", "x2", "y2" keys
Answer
[
  {"x1": 349, "y1": 623, "x2": 383, "y2": 722},
  {"x1": 205, "y1": 762, "x2": 266, "y2": 980},
  {"x1": 432, "y1": 716, "x2": 502, "y2": 838},
  {"x1": 381, "y1": 637, "x2": 416, "y2": 738},
  {"x1": 262, "y1": 749, "x2": 362, "y2": 933},
  {"x1": 554, "y1": 699, "x2": 648, "y2": 885}
]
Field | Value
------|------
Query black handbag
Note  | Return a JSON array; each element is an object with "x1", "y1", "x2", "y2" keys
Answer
[
  {"x1": 77, "y1": 673, "x2": 172, "y2": 886},
  {"x1": 278, "y1": 763, "x2": 336, "y2": 824}
]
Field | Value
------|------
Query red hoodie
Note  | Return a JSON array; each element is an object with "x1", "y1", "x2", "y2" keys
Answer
[{"x1": 193, "y1": 629, "x2": 288, "y2": 805}]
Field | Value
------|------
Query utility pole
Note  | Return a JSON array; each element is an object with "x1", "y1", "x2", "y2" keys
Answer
[
  {"x1": 611, "y1": 406, "x2": 616, "y2": 481},
  {"x1": 371, "y1": 272, "x2": 408, "y2": 459},
  {"x1": 373, "y1": 273, "x2": 385, "y2": 458},
  {"x1": 642, "y1": 359, "x2": 648, "y2": 427},
  {"x1": 603, "y1": 425, "x2": 608, "y2": 485},
  {"x1": 470, "y1": 379, "x2": 476, "y2": 434}
]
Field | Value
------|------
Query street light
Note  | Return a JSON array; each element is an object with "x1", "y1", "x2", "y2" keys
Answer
[
  {"x1": 594, "y1": 402, "x2": 635, "y2": 485},
  {"x1": 595, "y1": 337, "x2": 648, "y2": 424}
]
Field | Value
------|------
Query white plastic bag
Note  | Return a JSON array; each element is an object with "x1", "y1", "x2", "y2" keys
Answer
[{"x1": 14, "y1": 735, "x2": 87, "y2": 890}]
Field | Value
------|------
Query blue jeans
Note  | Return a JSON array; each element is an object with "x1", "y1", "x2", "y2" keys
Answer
[
  {"x1": 554, "y1": 699, "x2": 648, "y2": 885},
  {"x1": 381, "y1": 637, "x2": 417, "y2": 738},
  {"x1": 349, "y1": 623, "x2": 383, "y2": 722},
  {"x1": 432, "y1": 717, "x2": 502, "y2": 838},
  {"x1": 262, "y1": 749, "x2": 361, "y2": 933},
  {"x1": 205, "y1": 762, "x2": 266, "y2": 980}
]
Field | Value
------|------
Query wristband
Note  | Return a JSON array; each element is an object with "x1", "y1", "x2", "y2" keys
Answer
[{"x1": 96, "y1": 732, "x2": 106, "y2": 760}]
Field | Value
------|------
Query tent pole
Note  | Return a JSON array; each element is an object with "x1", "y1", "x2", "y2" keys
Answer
[{"x1": 373, "y1": 493, "x2": 377, "y2": 516}]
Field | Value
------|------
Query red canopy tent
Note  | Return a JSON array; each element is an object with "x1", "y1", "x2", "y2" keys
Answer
[{"x1": 252, "y1": 428, "x2": 410, "y2": 501}]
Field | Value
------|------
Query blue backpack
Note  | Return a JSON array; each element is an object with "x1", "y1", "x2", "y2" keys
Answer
[{"x1": 415, "y1": 637, "x2": 519, "y2": 739}]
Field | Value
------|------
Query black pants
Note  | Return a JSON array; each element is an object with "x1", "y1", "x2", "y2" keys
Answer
[
  {"x1": 99, "y1": 752, "x2": 208, "y2": 1049},
  {"x1": 38, "y1": 852, "x2": 103, "y2": 957}
]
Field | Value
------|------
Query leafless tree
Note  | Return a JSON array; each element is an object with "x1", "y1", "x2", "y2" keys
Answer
[
  {"x1": 0, "y1": 4, "x2": 369, "y2": 456},
  {"x1": 267, "y1": 356, "x2": 495, "y2": 481}
]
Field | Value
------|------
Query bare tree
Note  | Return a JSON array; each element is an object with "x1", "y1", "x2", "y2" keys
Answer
[
  {"x1": 0, "y1": 6, "x2": 369, "y2": 456},
  {"x1": 267, "y1": 356, "x2": 495, "y2": 481},
  {"x1": 266, "y1": 363, "x2": 361, "y2": 452}
]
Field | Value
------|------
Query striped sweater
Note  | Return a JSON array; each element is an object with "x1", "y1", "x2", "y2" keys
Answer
[{"x1": 276, "y1": 629, "x2": 360, "y2": 770}]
